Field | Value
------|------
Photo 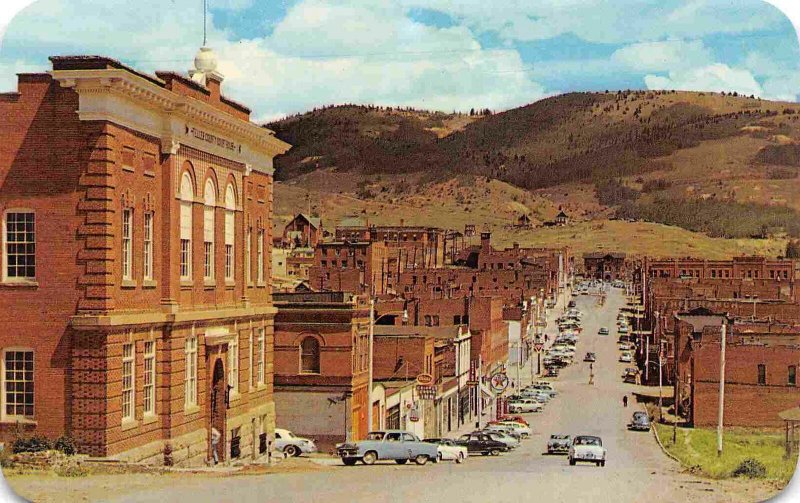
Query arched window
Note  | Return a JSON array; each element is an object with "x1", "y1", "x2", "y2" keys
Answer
[
  {"x1": 179, "y1": 172, "x2": 194, "y2": 280},
  {"x1": 224, "y1": 183, "x2": 236, "y2": 282},
  {"x1": 300, "y1": 337, "x2": 320, "y2": 374},
  {"x1": 203, "y1": 178, "x2": 217, "y2": 281}
]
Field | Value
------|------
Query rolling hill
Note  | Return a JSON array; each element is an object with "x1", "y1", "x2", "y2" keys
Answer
[{"x1": 267, "y1": 91, "x2": 800, "y2": 259}]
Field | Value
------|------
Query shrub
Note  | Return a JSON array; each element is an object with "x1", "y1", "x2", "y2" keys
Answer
[
  {"x1": 54, "y1": 463, "x2": 87, "y2": 477},
  {"x1": 12, "y1": 435, "x2": 52, "y2": 454},
  {"x1": 54, "y1": 436, "x2": 77, "y2": 456},
  {"x1": 732, "y1": 458, "x2": 767, "y2": 478},
  {"x1": 767, "y1": 167, "x2": 798, "y2": 180}
]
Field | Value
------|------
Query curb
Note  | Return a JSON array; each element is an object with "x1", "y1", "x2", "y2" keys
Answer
[{"x1": 650, "y1": 416, "x2": 682, "y2": 465}]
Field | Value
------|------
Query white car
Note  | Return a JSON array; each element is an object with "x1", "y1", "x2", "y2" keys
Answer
[
  {"x1": 483, "y1": 430, "x2": 520, "y2": 449},
  {"x1": 498, "y1": 421, "x2": 532, "y2": 438},
  {"x1": 424, "y1": 438, "x2": 467, "y2": 463},
  {"x1": 568, "y1": 435, "x2": 606, "y2": 467},
  {"x1": 274, "y1": 428, "x2": 318, "y2": 457},
  {"x1": 509, "y1": 399, "x2": 543, "y2": 413},
  {"x1": 619, "y1": 352, "x2": 633, "y2": 363}
]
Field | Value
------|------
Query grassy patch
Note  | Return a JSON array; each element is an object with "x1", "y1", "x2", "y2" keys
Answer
[{"x1": 654, "y1": 424, "x2": 798, "y2": 483}]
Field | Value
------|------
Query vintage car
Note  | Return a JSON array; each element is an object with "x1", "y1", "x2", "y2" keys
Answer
[
  {"x1": 628, "y1": 412, "x2": 651, "y2": 431},
  {"x1": 568, "y1": 435, "x2": 607, "y2": 467},
  {"x1": 547, "y1": 434, "x2": 572, "y2": 454},
  {"x1": 598, "y1": 327, "x2": 609, "y2": 336},
  {"x1": 584, "y1": 352, "x2": 597, "y2": 362},
  {"x1": 494, "y1": 415, "x2": 530, "y2": 427},
  {"x1": 274, "y1": 428, "x2": 318, "y2": 457},
  {"x1": 483, "y1": 430, "x2": 521, "y2": 448},
  {"x1": 508, "y1": 398, "x2": 543, "y2": 413},
  {"x1": 619, "y1": 352, "x2": 633, "y2": 363},
  {"x1": 422, "y1": 438, "x2": 468, "y2": 463},
  {"x1": 456, "y1": 432, "x2": 509, "y2": 456},
  {"x1": 336, "y1": 430, "x2": 439, "y2": 466},
  {"x1": 544, "y1": 367, "x2": 560, "y2": 378},
  {"x1": 497, "y1": 421, "x2": 532, "y2": 438}
]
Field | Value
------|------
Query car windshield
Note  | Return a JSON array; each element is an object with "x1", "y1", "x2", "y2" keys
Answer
[
  {"x1": 575, "y1": 437, "x2": 601, "y2": 446},
  {"x1": 366, "y1": 432, "x2": 385, "y2": 440},
  {"x1": 551, "y1": 435, "x2": 568, "y2": 440}
]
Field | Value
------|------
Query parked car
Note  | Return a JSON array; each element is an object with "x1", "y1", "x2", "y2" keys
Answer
[
  {"x1": 598, "y1": 327, "x2": 609, "y2": 336},
  {"x1": 493, "y1": 415, "x2": 530, "y2": 427},
  {"x1": 423, "y1": 438, "x2": 468, "y2": 463},
  {"x1": 336, "y1": 430, "x2": 439, "y2": 466},
  {"x1": 568, "y1": 435, "x2": 607, "y2": 467},
  {"x1": 619, "y1": 352, "x2": 633, "y2": 363},
  {"x1": 274, "y1": 428, "x2": 318, "y2": 457},
  {"x1": 484, "y1": 424, "x2": 523, "y2": 442},
  {"x1": 456, "y1": 432, "x2": 508, "y2": 456},
  {"x1": 483, "y1": 430, "x2": 521, "y2": 449},
  {"x1": 509, "y1": 399, "x2": 543, "y2": 413},
  {"x1": 545, "y1": 367, "x2": 560, "y2": 378},
  {"x1": 497, "y1": 421, "x2": 532, "y2": 438},
  {"x1": 618, "y1": 325, "x2": 629, "y2": 334},
  {"x1": 547, "y1": 434, "x2": 572, "y2": 454},
  {"x1": 584, "y1": 352, "x2": 596, "y2": 362},
  {"x1": 628, "y1": 412, "x2": 651, "y2": 431}
]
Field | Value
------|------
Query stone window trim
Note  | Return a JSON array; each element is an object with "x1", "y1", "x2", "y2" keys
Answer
[
  {"x1": 1, "y1": 347, "x2": 35, "y2": 423},
  {"x1": 2, "y1": 209, "x2": 37, "y2": 285}
]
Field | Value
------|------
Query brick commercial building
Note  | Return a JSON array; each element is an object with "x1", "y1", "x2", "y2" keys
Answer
[
  {"x1": 281, "y1": 213, "x2": 322, "y2": 249},
  {"x1": 583, "y1": 252, "x2": 626, "y2": 281},
  {"x1": 672, "y1": 310, "x2": 800, "y2": 427},
  {"x1": 272, "y1": 292, "x2": 370, "y2": 451},
  {"x1": 335, "y1": 223, "x2": 447, "y2": 270},
  {"x1": 308, "y1": 240, "x2": 389, "y2": 296},
  {"x1": 0, "y1": 51, "x2": 290, "y2": 464}
]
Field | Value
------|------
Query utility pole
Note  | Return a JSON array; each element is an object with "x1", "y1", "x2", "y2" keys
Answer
[
  {"x1": 717, "y1": 321, "x2": 727, "y2": 457},
  {"x1": 658, "y1": 341, "x2": 663, "y2": 423}
]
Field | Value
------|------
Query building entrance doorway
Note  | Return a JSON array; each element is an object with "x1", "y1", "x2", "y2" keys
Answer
[{"x1": 209, "y1": 358, "x2": 227, "y2": 464}]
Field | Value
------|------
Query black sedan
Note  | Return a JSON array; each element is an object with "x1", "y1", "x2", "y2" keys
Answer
[{"x1": 456, "y1": 432, "x2": 509, "y2": 456}]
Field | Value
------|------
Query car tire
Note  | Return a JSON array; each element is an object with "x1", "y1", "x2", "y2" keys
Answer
[
  {"x1": 395, "y1": 459, "x2": 408, "y2": 465},
  {"x1": 342, "y1": 458, "x2": 357, "y2": 466},
  {"x1": 362, "y1": 451, "x2": 377, "y2": 465},
  {"x1": 600, "y1": 460, "x2": 606, "y2": 467},
  {"x1": 456, "y1": 452, "x2": 464, "y2": 464},
  {"x1": 489, "y1": 449, "x2": 500, "y2": 456},
  {"x1": 415, "y1": 455, "x2": 429, "y2": 466},
  {"x1": 284, "y1": 445, "x2": 300, "y2": 457},
  {"x1": 569, "y1": 458, "x2": 576, "y2": 466}
]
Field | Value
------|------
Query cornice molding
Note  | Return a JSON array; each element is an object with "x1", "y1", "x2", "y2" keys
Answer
[{"x1": 51, "y1": 68, "x2": 290, "y2": 174}]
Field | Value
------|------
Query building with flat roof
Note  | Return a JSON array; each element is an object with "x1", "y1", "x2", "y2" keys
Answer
[{"x1": 0, "y1": 50, "x2": 290, "y2": 465}]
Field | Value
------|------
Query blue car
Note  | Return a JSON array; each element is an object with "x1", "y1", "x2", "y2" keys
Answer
[{"x1": 336, "y1": 430, "x2": 439, "y2": 466}]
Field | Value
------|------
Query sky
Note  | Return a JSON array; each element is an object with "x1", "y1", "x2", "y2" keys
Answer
[{"x1": 0, "y1": 0, "x2": 799, "y2": 122}]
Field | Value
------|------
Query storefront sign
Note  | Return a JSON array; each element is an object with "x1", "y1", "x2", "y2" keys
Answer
[
  {"x1": 416, "y1": 385, "x2": 437, "y2": 400},
  {"x1": 416, "y1": 373, "x2": 434, "y2": 386},
  {"x1": 489, "y1": 372, "x2": 509, "y2": 393},
  {"x1": 409, "y1": 407, "x2": 420, "y2": 422}
]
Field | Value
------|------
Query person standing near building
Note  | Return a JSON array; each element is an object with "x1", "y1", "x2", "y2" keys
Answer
[{"x1": 211, "y1": 427, "x2": 221, "y2": 465}]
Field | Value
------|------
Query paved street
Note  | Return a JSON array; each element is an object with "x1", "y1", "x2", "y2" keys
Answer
[{"x1": 99, "y1": 289, "x2": 776, "y2": 503}]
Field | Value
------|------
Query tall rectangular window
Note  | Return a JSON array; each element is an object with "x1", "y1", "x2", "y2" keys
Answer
[
  {"x1": 4, "y1": 212, "x2": 36, "y2": 281},
  {"x1": 228, "y1": 335, "x2": 239, "y2": 395},
  {"x1": 180, "y1": 202, "x2": 192, "y2": 280},
  {"x1": 143, "y1": 212, "x2": 153, "y2": 281},
  {"x1": 203, "y1": 206, "x2": 214, "y2": 280},
  {"x1": 3, "y1": 350, "x2": 33, "y2": 418},
  {"x1": 121, "y1": 209, "x2": 133, "y2": 280},
  {"x1": 143, "y1": 341, "x2": 156, "y2": 415},
  {"x1": 789, "y1": 365, "x2": 797, "y2": 386},
  {"x1": 257, "y1": 230, "x2": 264, "y2": 283},
  {"x1": 249, "y1": 330, "x2": 254, "y2": 388},
  {"x1": 257, "y1": 328, "x2": 265, "y2": 385},
  {"x1": 757, "y1": 364, "x2": 766, "y2": 385},
  {"x1": 245, "y1": 228, "x2": 252, "y2": 284},
  {"x1": 185, "y1": 337, "x2": 198, "y2": 407},
  {"x1": 121, "y1": 343, "x2": 135, "y2": 421},
  {"x1": 225, "y1": 211, "x2": 234, "y2": 281}
]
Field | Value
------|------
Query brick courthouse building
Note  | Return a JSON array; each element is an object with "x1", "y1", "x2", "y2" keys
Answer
[{"x1": 0, "y1": 50, "x2": 289, "y2": 464}]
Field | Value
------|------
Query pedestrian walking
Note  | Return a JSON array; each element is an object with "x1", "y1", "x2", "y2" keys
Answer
[
  {"x1": 211, "y1": 427, "x2": 221, "y2": 465},
  {"x1": 623, "y1": 395, "x2": 628, "y2": 408}
]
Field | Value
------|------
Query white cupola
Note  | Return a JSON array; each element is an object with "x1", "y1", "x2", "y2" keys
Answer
[{"x1": 189, "y1": 46, "x2": 223, "y2": 86}]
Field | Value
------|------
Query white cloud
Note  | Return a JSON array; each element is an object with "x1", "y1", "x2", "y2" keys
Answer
[
  {"x1": 611, "y1": 40, "x2": 712, "y2": 73},
  {"x1": 644, "y1": 63, "x2": 763, "y2": 97}
]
